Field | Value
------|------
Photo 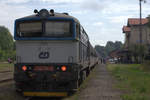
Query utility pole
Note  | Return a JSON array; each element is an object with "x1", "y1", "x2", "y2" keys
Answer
[
  {"x1": 139, "y1": 0, "x2": 146, "y2": 44},
  {"x1": 139, "y1": 0, "x2": 146, "y2": 63},
  {"x1": 139, "y1": 0, "x2": 142, "y2": 44}
]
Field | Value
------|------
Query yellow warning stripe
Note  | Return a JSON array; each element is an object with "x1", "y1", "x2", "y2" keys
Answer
[{"x1": 23, "y1": 92, "x2": 68, "y2": 97}]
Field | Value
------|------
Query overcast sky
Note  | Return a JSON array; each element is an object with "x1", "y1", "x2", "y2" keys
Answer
[{"x1": 0, "y1": 0, "x2": 150, "y2": 46}]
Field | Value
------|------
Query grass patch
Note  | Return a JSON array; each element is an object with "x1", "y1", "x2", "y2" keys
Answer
[
  {"x1": 0, "y1": 62, "x2": 13, "y2": 70},
  {"x1": 141, "y1": 60, "x2": 150, "y2": 71},
  {"x1": 107, "y1": 64, "x2": 150, "y2": 100}
]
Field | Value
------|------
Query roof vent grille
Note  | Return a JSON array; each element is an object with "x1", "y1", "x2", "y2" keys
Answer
[{"x1": 63, "y1": 13, "x2": 69, "y2": 15}]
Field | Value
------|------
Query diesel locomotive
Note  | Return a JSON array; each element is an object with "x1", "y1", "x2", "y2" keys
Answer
[{"x1": 14, "y1": 9, "x2": 99, "y2": 97}]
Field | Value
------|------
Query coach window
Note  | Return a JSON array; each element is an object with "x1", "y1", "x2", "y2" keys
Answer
[
  {"x1": 79, "y1": 26, "x2": 82, "y2": 39},
  {"x1": 80, "y1": 26, "x2": 85, "y2": 41},
  {"x1": 80, "y1": 26, "x2": 83, "y2": 34},
  {"x1": 76, "y1": 23, "x2": 80, "y2": 39}
]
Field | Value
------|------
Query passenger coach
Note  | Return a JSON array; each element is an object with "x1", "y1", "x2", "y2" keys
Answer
[{"x1": 14, "y1": 9, "x2": 98, "y2": 97}]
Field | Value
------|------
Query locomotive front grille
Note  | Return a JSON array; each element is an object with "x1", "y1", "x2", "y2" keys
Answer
[{"x1": 14, "y1": 64, "x2": 79, "y2": 92}]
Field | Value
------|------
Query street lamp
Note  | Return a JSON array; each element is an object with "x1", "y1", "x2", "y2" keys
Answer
[{"x1": 139, "y1": 0, "x2": 146, "y2": 44}]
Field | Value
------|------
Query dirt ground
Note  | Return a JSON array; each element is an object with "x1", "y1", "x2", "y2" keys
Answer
[
  {"x1": 0, "y1": 81, "x2": 24, "y2": 100},
  {"x1": 78, "y1": 64, "x2": 122, "y2": 100}
]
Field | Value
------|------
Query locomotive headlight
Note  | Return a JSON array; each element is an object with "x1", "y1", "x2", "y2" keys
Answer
[
  {"x1": 41, "y1": 11, "x2": 47, "y2": 17},
  {"x1": 39, "y1": 9, "x2": 49, "y2": 18},
  {"x1": 34, "y1": 9, "x2": 38, "y2": 14}
]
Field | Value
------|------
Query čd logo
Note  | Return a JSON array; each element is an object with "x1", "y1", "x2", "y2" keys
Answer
[{"x1": 39, "y1": 52, "x2": 49, "y2": 59}]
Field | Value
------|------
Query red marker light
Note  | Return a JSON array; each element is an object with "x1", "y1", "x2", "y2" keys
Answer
[
  {"x1": 22, "y1": 65, "x2": 27, "y2": 71},
  {"x1": 61, "y1": 66, "x2": 67, "y2": 71}
]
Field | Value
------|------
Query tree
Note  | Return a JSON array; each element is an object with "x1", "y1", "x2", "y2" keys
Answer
[
  {"x1": 95, "y1": 45, "x2": 106, "y2": 58},
  {"x1": 95, "y1": 41, "x2": 123, "y2": 58},
  {"x1": 105, "y1": 41, "x2": 116, "y2": 53},
  {"x1": 0, "y1": 26, "x2": 14, "y2": 51},
  {"x1": 0, "y1": 26, "x2": 15, "y2": 61},
  {"x1": 114, "y1": 41, "x2": 123, "y2": 49},
  {"x1": 147, "y1": 15, "x2": 150, "y2": 28}
]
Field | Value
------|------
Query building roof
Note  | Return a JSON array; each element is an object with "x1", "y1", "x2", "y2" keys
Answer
[
  {"x1": 109, "y1": 49, "x2": 121, "y2": 58},
  {"x1": 122, "y1": 26, "x2": 131, "y2": 33},
  {"x1": 127, "y1": 18, "x2": 148, "y2": 26}
]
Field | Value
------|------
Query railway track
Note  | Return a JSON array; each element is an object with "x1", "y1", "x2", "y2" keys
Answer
[
  {"x1": 0, "y1": 70, "x2": 13, "y2": 84},
  {"x1": 0, "y1": 78, "x2": 13, "y2": 84},
  {"x1": 0, "y1": 70, "x2": 12, "y2": 73}
]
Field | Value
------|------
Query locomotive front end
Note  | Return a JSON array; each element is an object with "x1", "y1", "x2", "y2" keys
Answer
[{"x1": 14, "y1": 9, "x2": 80, "y2": 97}]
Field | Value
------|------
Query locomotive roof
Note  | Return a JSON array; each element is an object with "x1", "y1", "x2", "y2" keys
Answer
[{"x1": 16, "y1": 12, "x2": 80, "y2": 24}]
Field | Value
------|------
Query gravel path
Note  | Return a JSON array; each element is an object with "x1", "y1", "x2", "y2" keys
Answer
[{"x1": 78, "y1": 64, "x2": 122, "y2": 100}]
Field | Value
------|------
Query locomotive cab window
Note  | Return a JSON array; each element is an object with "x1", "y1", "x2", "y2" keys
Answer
[
  {"x1": 17, "y1": 21, "x2": 42, "y2": 37},
  {"x1": 76, "y1": 23, "x2": 80, "y2": 39},
  {"x1": 16, "y1": 20, "x2": 73, "y2": 38},
  {"x1": 44, "y1": 21, "x2": 72, "y2": 37}
]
